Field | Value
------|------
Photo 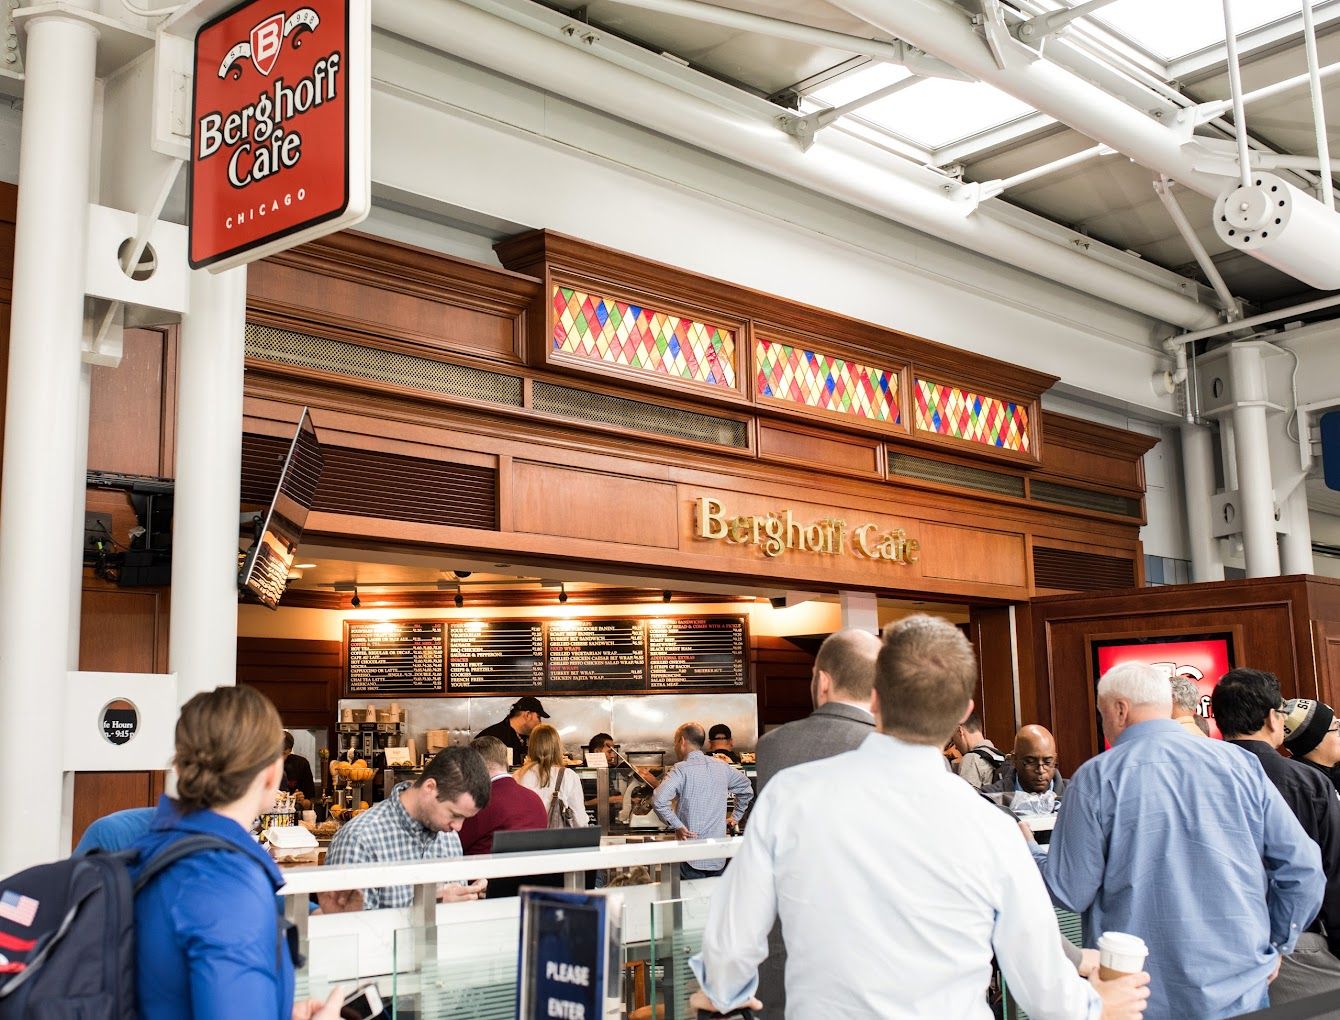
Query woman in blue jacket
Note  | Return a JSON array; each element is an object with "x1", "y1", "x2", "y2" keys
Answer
[{"x1": 131, "y1": 685, "x2": 342, "y2": 1020}]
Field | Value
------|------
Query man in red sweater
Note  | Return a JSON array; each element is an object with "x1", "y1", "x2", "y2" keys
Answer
[{"x1": 459, "y1": 735, "x2": 547, "y2": 856}]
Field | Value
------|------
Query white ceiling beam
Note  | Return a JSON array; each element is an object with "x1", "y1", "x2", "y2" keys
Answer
[
  {"x1": 376, "y1": 0, "x2": 1219, "y2": 329},
  {"x1": 827, "y1": 0, "x2": 1337, "y2": 292}
]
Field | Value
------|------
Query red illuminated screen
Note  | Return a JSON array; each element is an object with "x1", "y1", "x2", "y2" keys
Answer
[{"x1": 1094, "y1": 634, "x2": 1234, "y2": 740}]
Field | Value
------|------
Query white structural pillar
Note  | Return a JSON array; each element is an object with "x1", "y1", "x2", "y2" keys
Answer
[
  {"x1": 169, "y1": 267, "x2": 248, "y2": 704},
  {"x1": 0, "y1": 7, "x2": 100, "y2": 876},
  {"x1": 1180, "y1": 423, "x2": 1225, "y2": 582},
  {"x1": 839, "y1": 590, "x2": 880, "y2": 634},
  {"x1": 1227, "y1": 344, "x2": 1282, "y2": 578},
  {"x1": 1280, "y1": 485, "x2": 1315, "y2": 575}
]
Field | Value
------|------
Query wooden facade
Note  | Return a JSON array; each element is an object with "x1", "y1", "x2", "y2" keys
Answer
[
  {"x1": 1029, "y1": 576, "x2": 1340, "y2": 771},
  {"x1": 242, "y1": 230, "x2": 1155, "y2": 607}
]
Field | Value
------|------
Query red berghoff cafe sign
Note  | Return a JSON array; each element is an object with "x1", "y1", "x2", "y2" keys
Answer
[{"x1": 189, "y1": 0, "x2": 368, "y2": 271}]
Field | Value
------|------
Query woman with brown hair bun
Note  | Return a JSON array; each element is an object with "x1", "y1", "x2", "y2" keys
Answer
[
  {"x1": 131, "y1": 685, "x2": 343, "y2": 1020},
  {"x1": 515, "y1": 724, "x2": 589, "y2": 828}
]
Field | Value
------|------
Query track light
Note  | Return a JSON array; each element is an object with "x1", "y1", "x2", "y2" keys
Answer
[
  {"x1": 350, "y1": 586, "x2": 361, "y2": 608},
  {"x1": 453, "y1": 570, "x2": 472, "y2": 579},
  {"x1": 558, "y1": 583, "x2": 568, "y2": 604},
  {"x1": 662, "y1": 590, "x2": 672, "y2": 603},
  {"x1": 454, "y1": 581, "x2": 464, "y2": 609}
]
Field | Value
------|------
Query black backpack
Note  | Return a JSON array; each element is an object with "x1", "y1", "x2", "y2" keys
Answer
[{"x1": 0, "y1": 835, "x2": 238, "y2": 1019}]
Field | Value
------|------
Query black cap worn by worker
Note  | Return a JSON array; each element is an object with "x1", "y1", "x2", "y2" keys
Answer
[
  {"x1": 1282, "y1": 698, "x2": 1336, "y2": 756},
  {"x1": 512, "y1": 695, "x2": 550, "y2": 718},
  {"x1": 708, "y1": 723, "x2": 732, "y2": 742}
]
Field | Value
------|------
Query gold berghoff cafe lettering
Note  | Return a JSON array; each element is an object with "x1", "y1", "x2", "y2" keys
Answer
[{"x1": 695, "y1": 497, "x2": 920, "y2": 564}]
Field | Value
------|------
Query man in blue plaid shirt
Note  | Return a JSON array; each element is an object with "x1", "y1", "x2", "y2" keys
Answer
[
  {"x1": 320, "y1": 746, "x2": 493, "y2": 911},
  {"x1": 654, "y1": 721, "x2": 754, "y2": 879}
]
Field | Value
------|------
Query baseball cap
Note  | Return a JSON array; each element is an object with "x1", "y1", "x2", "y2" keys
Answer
[
  {"x1": 511, "y1": 696, "x2": 549, "y2": 718},
  {"x1": 708, "y1": 723, "x2": 732, "y2": 741},
  {"x1": 1282, "y1": 698, "x2": 1336, "y2": 757}
]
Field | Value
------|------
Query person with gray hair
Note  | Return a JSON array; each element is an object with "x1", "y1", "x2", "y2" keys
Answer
[
  {"x1": 1034, "y1": 661, "x2": 1325, "y2": 1019},
  {"x1": 688, "y1": 615, "x2": 1151, "y2": 1019},
  {"x1": 653, "y1": 721, "x2": 753, "y2": 879},
  {"x1": 1168, "y1": 675, "x2": 1209, "y2": 738}
]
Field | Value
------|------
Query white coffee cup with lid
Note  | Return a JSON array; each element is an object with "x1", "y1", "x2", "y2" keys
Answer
[{"x1": 1097, "y1": 931, "x2": 1149, "y2": 981}]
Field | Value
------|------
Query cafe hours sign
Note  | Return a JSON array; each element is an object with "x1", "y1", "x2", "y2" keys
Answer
[{"x1": 189, "y1": 0, "x2": 370, "y2": 271}]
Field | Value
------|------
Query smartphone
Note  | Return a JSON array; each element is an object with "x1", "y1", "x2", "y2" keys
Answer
[{"x1": 340, "y1": 984, "x2": 385, "y2": 1020}]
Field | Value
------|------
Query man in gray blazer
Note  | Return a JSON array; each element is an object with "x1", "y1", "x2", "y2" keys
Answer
[{"x1": 754, "y1": 628, "x2": 882, "y2": 1011}]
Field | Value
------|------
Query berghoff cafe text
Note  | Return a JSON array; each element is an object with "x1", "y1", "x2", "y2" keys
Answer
[
  {"x1": 694, "y1": 497, "x2": 920, "y2": 564},
  {"x1": 197, "y1": 54, "x2": 342, "y2": 193}
]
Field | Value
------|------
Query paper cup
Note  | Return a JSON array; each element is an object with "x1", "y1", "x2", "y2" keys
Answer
[{"x1": 1097, "y1": 931, "x2": 1149, "y2": 981}]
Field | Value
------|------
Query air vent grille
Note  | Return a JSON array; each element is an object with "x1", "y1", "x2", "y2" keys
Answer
[
  {"x1": 888, "y1": 452, "x2": 1024, "y2": 497},
  {"x1": 245, "y1": 323, "x2": 523, "y2": 407},
  {"x1": 1033, "y1": 546, "x2": 1137, "y2": 592},
  {"x1": 532, "y1": 381, "x2": 749, "y2": 448},
  {"x1": 241, "y1": 434, "x2": 497, "y2": 530},
  {"x1": 1031, "y1": 479, "x2": 1141, "y2": 518}
]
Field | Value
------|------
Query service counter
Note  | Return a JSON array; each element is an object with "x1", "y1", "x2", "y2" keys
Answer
[{"x1": 281, "y1": 837, "x2": 741, "y2": 1020}]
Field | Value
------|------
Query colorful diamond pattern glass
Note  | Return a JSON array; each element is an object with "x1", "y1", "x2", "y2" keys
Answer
[
  {"x1": 914, "y1": 378, "x2": 1030, "y2": 452},
  {"x1": 754, "y1": 338, "x2": 898, "y2": 423},
  {"x1": 552, "y1": 286, "x2": 736, "y2": 388}
]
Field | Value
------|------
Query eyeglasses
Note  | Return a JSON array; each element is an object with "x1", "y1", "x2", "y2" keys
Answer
[{"x1": 1019, "y1": 756, "x2": 1057, "y2": 769}]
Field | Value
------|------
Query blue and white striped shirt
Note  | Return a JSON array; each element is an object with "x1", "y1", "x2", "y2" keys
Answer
[{"x1": 653, "y1": 749, "x2": 753, "y2": 870}]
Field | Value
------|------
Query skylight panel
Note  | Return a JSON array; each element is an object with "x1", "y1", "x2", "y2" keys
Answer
[
  {"x1": 808, "y1": 63, "x2": 913, "y2": 109},
  {"x1": 1093, "y1": 0, "x2": 1303, "y2": 60},
  {"x1": 850, "y1": 77, "x2": 1046, "y2": 149}
]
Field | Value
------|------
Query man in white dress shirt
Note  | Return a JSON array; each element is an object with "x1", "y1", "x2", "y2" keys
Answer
[{"x1": 688, "y1": 614, "x2": 1150, "y2": 1020}]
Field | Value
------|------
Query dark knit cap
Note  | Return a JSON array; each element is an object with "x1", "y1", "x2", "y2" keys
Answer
[{"x1": 1282, "y1": 698, "x2": 1336, "y2": 757}]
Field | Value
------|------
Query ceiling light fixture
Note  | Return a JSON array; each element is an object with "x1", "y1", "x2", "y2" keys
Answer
[
  {"x1": 294, "y1": 563, "x2": 317, "y2": 570},
  {"x1": 351, "y1": 586, "x2": 361, "y2": 608},
  {"x1": 662, "y1": 590, "x2": 672, "y2": 603},
  {"x1": 454, "y1": 581, "x2": 464, "y2": 609},
  {"x1": 558, "y1": 582, "x2": 568, "y2": 604}
]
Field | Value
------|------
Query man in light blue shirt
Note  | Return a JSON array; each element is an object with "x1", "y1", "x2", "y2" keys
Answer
[
  {"x1": 1036, "y1": 661, "x2": 1324, "y2": 1020},
  {"x1": 653, "y1": 721, "x2": 753, "y2": 878}
]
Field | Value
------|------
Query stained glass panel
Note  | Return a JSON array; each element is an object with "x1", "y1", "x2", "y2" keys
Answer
[
  {"x1": 754, "y1": 338, "x2": 899, "y2": 423},
  {"x1": 552, "y1": 286, "x2": 736, "y2": 388},
  {"x1": 914, "y1": 378, "x2": 1030, "y2": 452}
]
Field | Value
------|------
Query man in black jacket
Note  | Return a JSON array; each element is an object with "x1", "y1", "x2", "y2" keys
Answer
[
  {"x1": 1283, "y1": 697, "x2": 1340, "y2": 796},
  {"x1": 1215, "y1": 668, "x2": 1340, "y2": 1009}
]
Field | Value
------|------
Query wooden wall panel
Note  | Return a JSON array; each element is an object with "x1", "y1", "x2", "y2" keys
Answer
[
  {"x1": 513, "y1": 461, "x2": 679, "y2": 548},
  {"x1": 1028, "y1": 577, "x2": 1340, "y2": 772},
  {"x1": 87, "y1": 328, "x2": 175, "y2": 475},
  {"x1": 752, "y1": 635, "x2": 815, "y2": 729},
  {"x1": 968, "y1": 605, "x2": 1019, "y2": 749},
  {"x1": 919, "y1": 524, "x2": 1028, "y2": 588},
  {"x1": 247, "y1": 233, "x2": 538, "y2": 365},
  {"x1": 71, "y1": 772, "x2": 164, "y2": 851},
  {"x1": 757, "y1": 422, "x2": 880, "y2": 476},
  {"x1": 71, "y1": 586, "x2": 169, "y2": 849},
  {"x1": 237, "y1": 637, "x2": 341, "y2": 733}
]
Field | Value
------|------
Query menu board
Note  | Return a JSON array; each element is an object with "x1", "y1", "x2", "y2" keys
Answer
[
  {"x1": 347, "y1": 615, "x2": 749, "y2": 695},
  {"x1": 547, "y1": 619, "x2": 646, "y2": 692},
  {"x1": 448, "y1": 621, "x2": 546, "y2": 691},
  {"x1": 346, "y1": 621, "x2": 445, "y2": 694},
  {"x1": 647, "y1": 617, "x2": 747, "y2": 689}
]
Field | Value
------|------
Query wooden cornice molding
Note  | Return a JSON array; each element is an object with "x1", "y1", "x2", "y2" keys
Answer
[
  {"x1": 1041, "y1": 411, "x2": 1160, "y2": 459},
  {"x1": 493, "y1": 228, "x2": 1059, "y2": 401},
  {"x1": 255, "y1": 230, "x2": 542, "y2": 317},
  {"x1": 276, "y1": 587, "x2": 762, "y2": 611}
]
